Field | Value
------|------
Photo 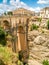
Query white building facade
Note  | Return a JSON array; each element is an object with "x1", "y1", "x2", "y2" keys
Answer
[{"x1": 40, "y1": 7, "x2": 49, "y2": 18}]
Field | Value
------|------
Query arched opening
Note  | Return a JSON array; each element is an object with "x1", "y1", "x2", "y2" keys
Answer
[{"x1": 3, "y1": 20, "x2": 10, "y2": 30}]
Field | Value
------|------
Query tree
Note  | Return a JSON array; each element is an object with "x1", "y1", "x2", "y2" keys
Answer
[
  {"x1": 0, "y1": 27, "x2": 6, "y2": 46},
  {"x1": 4, "y1": 12, "x2": 7, "y2": 15},
  {"x1": 7, "y1": 11, "x2": 13, "y2": 15},
  {"x1": 4, "y1": 11, "x2": 13, "y2": 15},
  {"x1": 7, "y1": 11, "x2": 13, "y2": 28}
]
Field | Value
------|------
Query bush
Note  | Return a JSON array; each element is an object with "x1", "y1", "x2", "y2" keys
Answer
[
  {"x1": 0, "y1": 46, "x2": 18, "y2": 65},
  {"x1": 0, "y1": 27, "x2": 6, "y2": 46},
  {"x1": 42, "y1": 60, "x2": 49, "y2": 65},
  {"x1": 17, "y1": 60, "x2": 23, "y2": 65},
  {"x1": 30, "y1": 24, "x2": 39, "y2": 31},
  {"x1": 0, "y1": 59, "x2": 5, "y2": 65},
  {"x1": 0, "y1": 47, "x2": 12, "y2": 64},
  {"x1": 38, "y1": 17, "x2": 42, "y2": 22},
  {"x1": 47, "y1": 20, "x2": 49, "y2": 29}
]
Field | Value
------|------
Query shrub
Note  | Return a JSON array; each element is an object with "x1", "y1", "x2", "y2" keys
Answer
[
  {"x1": 0, "y1": 46, "x2": 18, "y2": 65},
  {"x1": 38, "y1": 17, "x2": 42, "y2": 22},
  {"x1": 30, "y1": 24, "x2": 39, "y2": 31},
  {"x1": 0, "y1": 59, "x2": 5, "y2": 65},
  {"x1": 42, "y1": 60, "x2": 49, "y2": 65},
  {"x1": 17, "y1": 60, "x2": 23, "y2": 65},
  {"x1": 47, "y1": 20, "x2": 49, "y2": 29}
]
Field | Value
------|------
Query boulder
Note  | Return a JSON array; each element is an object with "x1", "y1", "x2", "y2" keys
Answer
[
  {"x1": 28, "y1": 30, "x2": 41, "y2": 37},
  {"x1": 34, "y1": 36, "x2": 46, "y2": 45}
]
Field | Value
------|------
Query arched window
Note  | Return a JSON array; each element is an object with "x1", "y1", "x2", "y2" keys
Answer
[
  {"x1": 3, "y1": 20, "x2": 10, "y2": 30},
  {"x1": 3, "y1": 20, "x2": 9, "y2": 26}
]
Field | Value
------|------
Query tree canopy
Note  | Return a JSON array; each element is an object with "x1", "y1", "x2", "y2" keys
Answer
[{"x1": 0, "y1": 27, "x2": 6, "y2": 46}]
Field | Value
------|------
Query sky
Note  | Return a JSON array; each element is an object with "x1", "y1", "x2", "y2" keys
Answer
[{"x1": 0, "y1": 0, "x2": 49, "y2": 14}]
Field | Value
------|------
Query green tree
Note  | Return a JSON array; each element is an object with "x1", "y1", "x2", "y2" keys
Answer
[
  {"x1": 4, "y1": 12, "x2": 7, "y2": 15},
  {"x1": 0, "y1": 27, "x2": 6, "y2": 46},
  {"x1": 7, "y1": 11, "x2": 13, "y2": 27},
  {"x1": 7, "y1": 11, "x2": 13, "y2": 15}
]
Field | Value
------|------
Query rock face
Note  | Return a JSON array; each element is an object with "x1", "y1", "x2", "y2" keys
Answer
[
  {"x1": 40, "y1": 21, "x2": 47, "y2": 28},
  {"x1": 43, "y1": 40, "x2": 49, "y2": 48},
  {"x1": 28, "y1": 60, "x2": 42, "y2": 65},
  {"x1": 28, "y1": 29, "x2": 49, "y2": 65},
  {"x1": 27, "y1": 18, "x2": 49, "y2": 65}
]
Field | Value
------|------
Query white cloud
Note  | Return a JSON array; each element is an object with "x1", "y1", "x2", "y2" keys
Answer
[
  {"x1": 37, "y1": 0, "x2": 49, "y2": 4},
  {"x1": 16, "y1": 0, "x2": 20, "y2": 3},
  {"x1": 34, "y1": 7, "x2": 41, "y2": 12},
  {"x1": 10, "y1": 0, "x2": 41, "y2": 12},
  {"x1": 0, "y1": 0, "x2": 41, "y2": 14},
  {"x1": 3, "y1": 0, "x2": 7, "y2": 3}
]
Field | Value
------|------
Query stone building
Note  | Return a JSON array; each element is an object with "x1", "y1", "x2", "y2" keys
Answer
[{"x1": 40, "y1": 7, "x2": 49, "y2": 18}]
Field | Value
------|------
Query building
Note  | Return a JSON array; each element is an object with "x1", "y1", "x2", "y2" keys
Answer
[
  {"x1": 13, "y1": 8, "x2": 35, "y2": 16},
  {"x1": 40, "y1": 7, "x2": 49, "y2": 18}
]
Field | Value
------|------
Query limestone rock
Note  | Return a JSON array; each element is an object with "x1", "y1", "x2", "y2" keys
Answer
[
  {"x1": 28, "y1": 20, "x2": 49, "y2": 65},
  {"x1": 28, "y1": 60, "x2": 42, "y2": 65},
  {"x1": 28, "y1": 41, "x2": 34, "y2": 47},
  {"x1": 32, "y1": 21, "x2": 40, "y2": 26},
  {"x1": 34, "y1": 36, "x2": 46, "y2": 45},
  {"x1": 43, "y1": 40, "x2": 49, "y2": 48},
  {"x1": 28, "y1": 30, "x2": 41, "y2": 37},
  {"x1": 40, "y1": 22, "x2": 47, "y2": 28}
]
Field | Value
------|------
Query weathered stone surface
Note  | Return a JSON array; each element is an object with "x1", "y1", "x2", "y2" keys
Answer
[
  {"x1": 34, "y1": 36, "x2": 46, "y2": 45},
  {"x1": 43, "y1": 40, "x2": 49, "y2": 48},
  {"x1": 28, "y1": 30, "x2": 41, "y2": 37},
  {"x1": 28, "y1": 29, "x2": 49, "y2": 65},
  {"x1": 40, "y1": 22, "x2": 47, "y2": 28},
  {"x1": 32, "y1": 21, "x2": 40, "y2": 26},
  {"x1": 28, "y1": 60, "x2": 42, "y2": 65},
  {"x1": 28, "y1": 41, "x2": 34, "y2": 47},
  {"x1": 28, "y1": 19, "x2": 49, "y2": 65}
]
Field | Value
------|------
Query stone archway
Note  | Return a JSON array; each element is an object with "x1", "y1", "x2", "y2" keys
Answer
[{"x1": 3, "y1": 20, "x2": 10, "y2": 30}]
